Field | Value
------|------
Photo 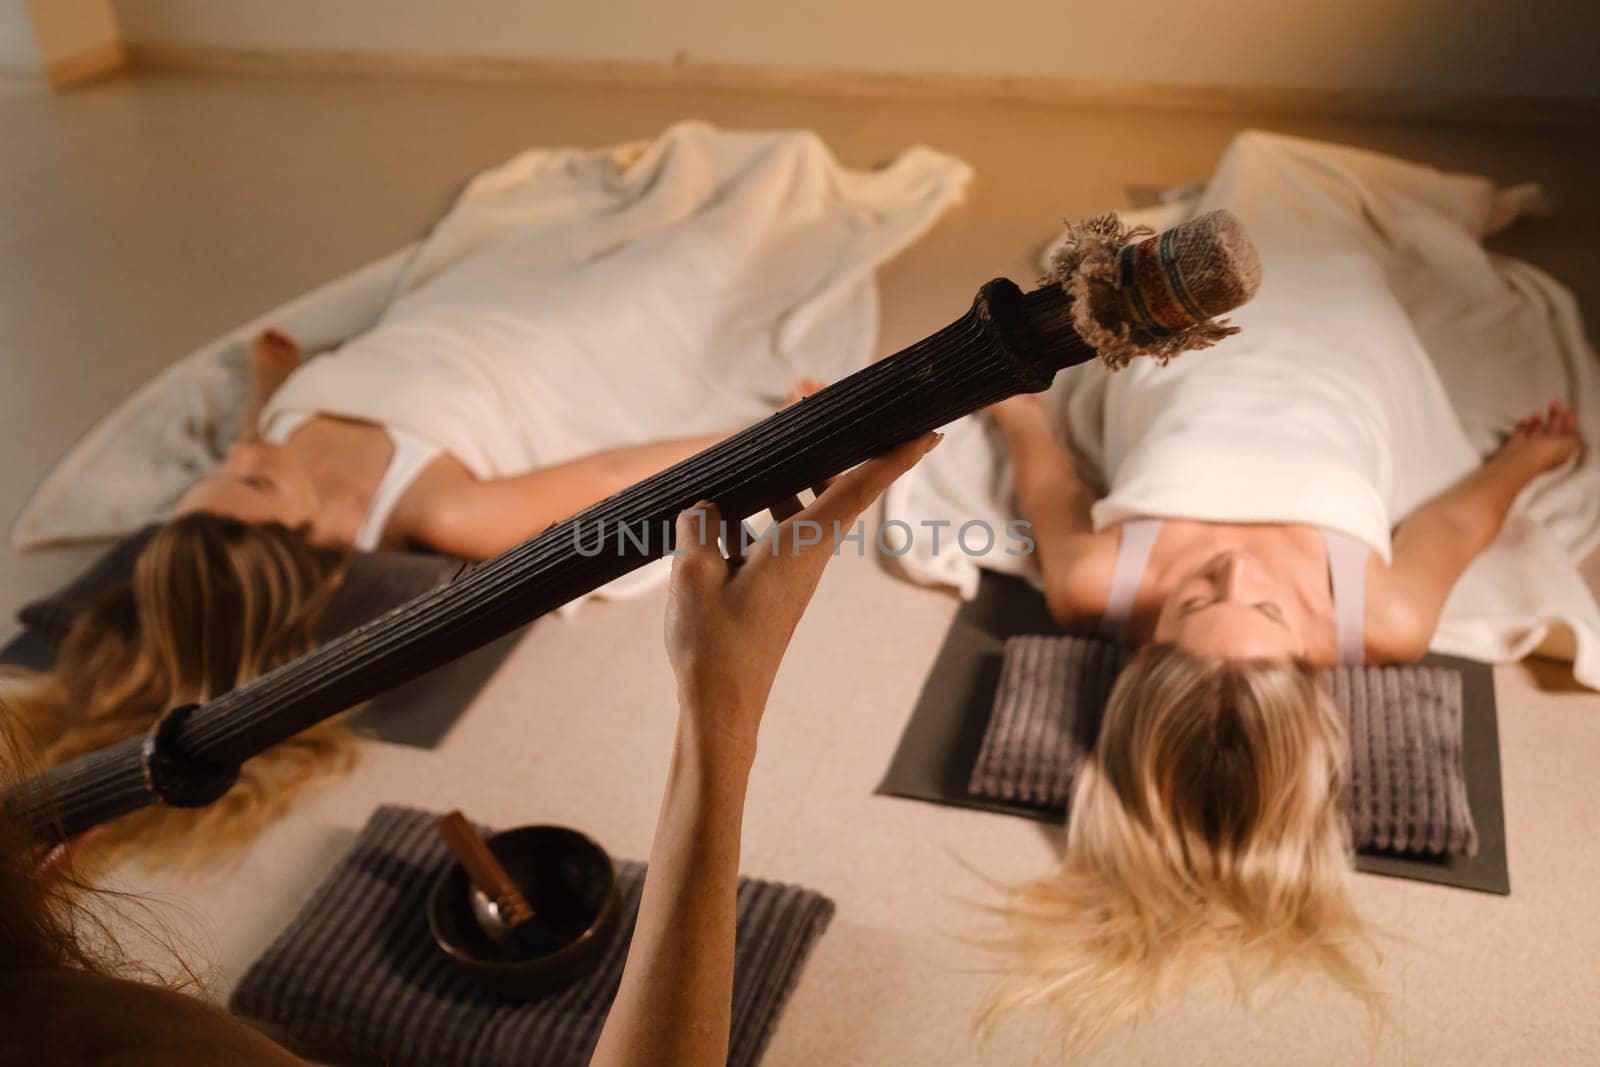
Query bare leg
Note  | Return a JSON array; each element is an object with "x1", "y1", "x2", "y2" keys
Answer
[{"x1": 236, "y1": 328, "x2": 302, "y2": 442}]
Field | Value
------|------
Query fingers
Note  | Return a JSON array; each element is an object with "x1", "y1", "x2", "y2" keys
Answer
[
  {"x1": 736, "y1": 433, "x2": 940, "y2": 589},
  {"x1": 251, "y1": 328, "x2": 303, "y2": 368},
  {"x1": 804, "y1": 431, "x2": 943, "y2": 531},
  {"x1": 1550, "y1": 399, "x2": 1576, "y2": 434},
  {"x1": 681, "y1": 432, "x2": 940, "y2": 581},
  {"x1": 256, "y1": 327, "x2": 292, "y2": 351},
  {"x1": 672, "y1": 501, "x2": 727, "y2": 585},
  {"x1": 676, "y1": 501, "x2": 777, "y2": 575},
  {"x1": 767, "y1": 495, "x2": 805, "y2": 523},
  {"x1": 740, "y1": 431, "x2": 941, "y2": 558},
  {"x1": 1512, "y1": 400, "x2": 1576, "y2": 440}
]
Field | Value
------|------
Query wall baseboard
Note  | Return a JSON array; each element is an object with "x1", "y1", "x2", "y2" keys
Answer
[
  {"x1": 44, "y1": 40, "x2": 126, "y2": 90},
  {"x1": 126, "y1": 41, "x2": 1599, "y2": 130}
]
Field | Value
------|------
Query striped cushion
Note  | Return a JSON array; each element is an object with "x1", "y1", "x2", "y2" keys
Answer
[
  {"x1": 230, "y1": 805, "x2": 834, "y2": 1066},
  {"x1": 968, "y1": 635, "x2": 1477, "y2": 857}
]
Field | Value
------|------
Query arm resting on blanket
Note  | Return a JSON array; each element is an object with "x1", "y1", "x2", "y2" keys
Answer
[
  {"x1": 990, "y1": 397, "x2": 1114, "y2": 629},
  {"x1": 1369, "y1": 401, "x2": 1580, "y2": 661},
  {"x1": 398, "y1": 433, "x2": 726, "y2": 561}
]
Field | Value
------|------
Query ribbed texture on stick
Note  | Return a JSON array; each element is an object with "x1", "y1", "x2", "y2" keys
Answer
[
  {"x1": 6, "y1": 737, "x2": 151, "y2": 844},
  {"x1": 12, "y1": 281, "x2": 1084, "y2": 841},
  {"x1": 8, "y1": 209, "x2": 1268, "y2": 845},
  {"x1": 968, "y1": 635, "x2": 1477, "y2": 857}
]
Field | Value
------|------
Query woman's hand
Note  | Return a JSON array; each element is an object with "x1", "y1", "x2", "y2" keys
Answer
[
  {"x1": 1494, "y1": 399, "x2": 1581, "y2": 474},
  {"x1": 1379, "y1": 399, "x2": 1584, "y2": 664},
  {"x1": 664, "y1": 432, "x2": 940, "y2": 762},
  {"x1": 597, "y1": 436, "x2": 937, "y2": 1067},
  {"x1": 598, "y1": 430, "x2": 936, "y2": 1067}
]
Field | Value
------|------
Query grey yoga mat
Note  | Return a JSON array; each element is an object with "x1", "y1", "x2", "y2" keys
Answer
[{"x1": 876, "y1": 571, "x2": 1510, "y2": 895}]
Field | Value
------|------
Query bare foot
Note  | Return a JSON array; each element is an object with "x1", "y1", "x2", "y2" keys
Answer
[
  {"x1": 1495, "y1": 399, "x2": 1581, "y2": 473},
  {"x1": 249, "y1": 328, "x2": 302, "y2": 383},
  {"x1": 238, "y1": 328, "x2": 303, "y2": 442}
]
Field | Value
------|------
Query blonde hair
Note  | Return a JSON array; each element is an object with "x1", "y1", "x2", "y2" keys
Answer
[
  {"x1": 5, "y1": 513, "x2": 357, "y2": 871},
  {"x1": 982, "y1": 643, "x2": 1375, "y2": 1048}
]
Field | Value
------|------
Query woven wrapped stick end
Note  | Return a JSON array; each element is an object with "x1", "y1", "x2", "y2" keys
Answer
[{"x1": 1045, "y1": 208, "x2": 1262, "y2": 369}]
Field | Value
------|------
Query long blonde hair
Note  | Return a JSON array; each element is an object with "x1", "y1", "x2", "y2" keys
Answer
[
  {"x1": 4, "y1": 513, "x2": 357, "y2": 871},
  {"x1": 982, "y1": 643, "x2": 1376, "y2": 1047}
]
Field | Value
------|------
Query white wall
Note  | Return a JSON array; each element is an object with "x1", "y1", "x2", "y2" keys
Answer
[
  {"x1": 114, "y1": 0, "x2": 1600, "y2": 102},
  {"x1": 0, "y1": 0, "x2": 40, "y2": 72}
]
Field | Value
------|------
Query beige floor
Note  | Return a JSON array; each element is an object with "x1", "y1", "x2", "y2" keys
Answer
[{"x1": 3, "y1": 71, "x2": 1599, "y2": 1064}]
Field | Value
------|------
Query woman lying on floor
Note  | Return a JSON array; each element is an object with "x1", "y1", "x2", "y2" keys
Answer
[
  {"x1": 983, "y1": 392, "x2": 1575, "y2": 1036},
  {"x1": 5, "y1": 320, "x2": 828, "y2": 868},
  {"x1": 0, "y1": 436, "x2": 935, "y2": 1065},
  {"x1": 974, "y1": 163, "x2": 1584, "y2": 1046},
  {"x1": 9, "y1": 119, "x2": 967, "y2": 863},
  {"x1": 992, "y1": 393, "x2": 1578, "y2": 665},
  {"x1": 191, "y1": 326, "x2": 773, "y2": 561}
]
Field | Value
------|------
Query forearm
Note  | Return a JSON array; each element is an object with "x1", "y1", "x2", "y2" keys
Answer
[
  {"x1": 589, "y1": 713, "x2": 753, "y2": 1067},
  {"x1": 564, "y1": 434, "x2": 731, "y2": 501},
  {"x1": 419, "y1": 433, "x2": 726, "y2": 559},
  {"x1": 996, "y1": 415, "x2": 1097, "y2": 581},
  {"x1": 1375, "y1": 452, "x2": 1547, "y2": 656},
  {"x1": 1394, "y1": 453, "x2": 1541, "y2": 566}
]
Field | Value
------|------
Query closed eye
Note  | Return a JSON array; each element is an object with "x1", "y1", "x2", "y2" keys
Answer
[
  {"x1": 1255, "y1": 601, "x2": 1286, "y2": 624},
  {"x1": 238, "y1": 475, "x2": 275, "y2": 493},
  {"x1": 1180, "y1": 596, "x2": 1290, "y2": 631}
]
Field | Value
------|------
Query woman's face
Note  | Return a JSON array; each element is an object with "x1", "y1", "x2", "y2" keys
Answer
[
  {"x1": 1151, "y1": 548, "x2": 1305, "y2": 660},
  {"x1": 176, "y1": 441, "x2": 318, "y2": 527}
]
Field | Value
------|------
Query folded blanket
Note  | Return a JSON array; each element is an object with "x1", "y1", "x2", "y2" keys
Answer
[
  {"x1": 15, "y1": 122, "x2": 973, "y2": 620},
  {"x1": 969, "y1": 635, "x2": 1477, "y2": 857},
  {"x1": 229, "y1": 805, "x2": 834, "y2": 1067},
  {"x1": 885, "y1": 130, "x2": 1600, "y2": 688}
]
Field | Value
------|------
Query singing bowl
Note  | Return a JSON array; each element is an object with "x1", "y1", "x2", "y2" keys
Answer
[{"x1": 427, "y1": 824, "x2": 621, "y2": 1000}]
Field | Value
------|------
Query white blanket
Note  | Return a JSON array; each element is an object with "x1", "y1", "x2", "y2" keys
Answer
[
  {"x1": 261, "y1": 122, "x2": 972, "y2": 480},
  {"x1": 14, "y1": 121, "x2": 972, "y2": 565},
  {"x1": 886, "y1": 130, "x2": 1600, "y2": 688}
]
